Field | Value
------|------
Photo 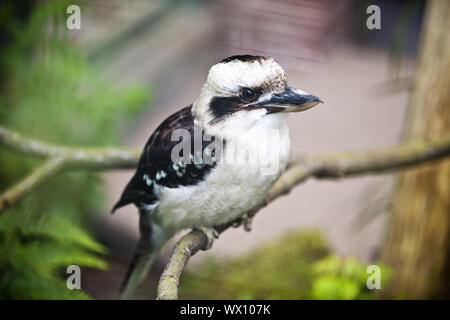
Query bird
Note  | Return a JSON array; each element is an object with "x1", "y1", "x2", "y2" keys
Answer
[{"x1": 112, "y1": 55, "x2": 322, "y2": 298}]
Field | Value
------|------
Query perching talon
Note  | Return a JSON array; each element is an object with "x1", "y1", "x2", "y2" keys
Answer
[
  {"x1": 231, "y1": 217, "x2": 243, "y2": 228},
  {"x1": 193, "y1": 226, "x2": 219, "y2": 250},
  {"x1": 243, "y1": 214, "x2": 253, "y2": 232}
]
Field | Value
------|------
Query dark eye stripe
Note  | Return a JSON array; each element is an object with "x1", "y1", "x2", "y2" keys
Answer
[
  {"x1": 209, "y1": 96, "x2": 241, "y2": 123},
  {"x1": 208, "y1": 86, "x2": 265, "y2": 124}
]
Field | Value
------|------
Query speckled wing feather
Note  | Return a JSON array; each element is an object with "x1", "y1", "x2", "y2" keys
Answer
[{"x1": 111, "y1": 105, "x2": 217, "y2": 213}]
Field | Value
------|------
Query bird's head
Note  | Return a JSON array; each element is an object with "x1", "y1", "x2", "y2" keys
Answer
[{"x1": 193, "y1": 55, "x2": 322, "y2": 135}]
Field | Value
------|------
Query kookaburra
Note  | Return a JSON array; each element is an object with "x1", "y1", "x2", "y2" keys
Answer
[{"x1": 112, "y1": 55, "x2": 322, "y2": 298}]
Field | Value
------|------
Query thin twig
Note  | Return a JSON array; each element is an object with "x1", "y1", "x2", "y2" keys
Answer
[
  {"x1": 301, "y1": 135, "x2": 450, "y2": 179},
  {"x1": 0, "y1": 157, "x2": 65, "y2": 212},
  {"x1": 0, "y1": 126, "x2": 140, "y2": 213},
  {"x1": 0, "y1": 126, "x2": 140, "y2": 169}
]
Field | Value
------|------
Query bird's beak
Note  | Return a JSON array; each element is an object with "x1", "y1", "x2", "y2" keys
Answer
[{"x1": 254, "y1": 87, "x2": 323, "y2": 113}]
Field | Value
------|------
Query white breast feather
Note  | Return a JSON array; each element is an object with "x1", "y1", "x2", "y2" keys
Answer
[{"x1": 152, "y1": 112, "x2": 290, "y2": 231}]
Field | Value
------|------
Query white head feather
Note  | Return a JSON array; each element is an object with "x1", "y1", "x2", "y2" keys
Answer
[{"x1": 193, "y1": 56, "x2": 288, "y2": 135}]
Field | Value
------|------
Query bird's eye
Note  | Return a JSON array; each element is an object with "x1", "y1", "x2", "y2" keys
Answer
[{"x1": 241, "y1": 88, "x2": 256, "y2": 101}]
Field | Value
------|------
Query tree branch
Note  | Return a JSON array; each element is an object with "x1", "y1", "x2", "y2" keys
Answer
[
  {"x1": 2, "y1": 125, "x2": 450, "y2": 298},
  {"x1": 156, "y1": 135, "x2": 450, "y2": 300},
  {"x1": 157, "y1": 230, "x2": 208, "y2": 300},
  {"x1": 0, "y1": 157, "x2": 65, "y2": 212},
  {"x1": 0, "y1": 126, "x2": 140, "y2": 213},
  {"x1": 0, "y1": 126, "x2": 140, "y2": 169},
  {"x1": 298, "y1": 135, "x2": 450, "y2": 179}
]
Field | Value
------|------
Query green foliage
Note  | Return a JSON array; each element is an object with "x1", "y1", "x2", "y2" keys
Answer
[
  {"x1": 310, "y1": 255, "x2": 392, "y2": 300},
  {"x1": 179, "y1": 231, "x2": 391, "y2": 300},
  {"x1": 0, "y1": 1, "x2": 149, "y2": 299},
  {"x1": 0, "y1": 211, "x2": 106, "y2": 299}
]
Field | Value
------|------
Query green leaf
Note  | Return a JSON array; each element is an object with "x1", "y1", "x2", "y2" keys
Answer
[{"x1": 311, "y1": 276, "x2": 360, "y2": 300}]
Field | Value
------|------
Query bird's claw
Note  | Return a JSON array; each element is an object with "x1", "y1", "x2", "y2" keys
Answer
[
  {"x1": 231, "y1": 213, "x2": 253, "y2": 232},
  {"x1": 193, "y1": 227, "x2": 219, "y2": 250},
  {"x1": 243, "y1": 214, "x2": 252, "y2": 232},
  {"x1": 231, "y1": 219, "x2": 242, "y2": 228}
]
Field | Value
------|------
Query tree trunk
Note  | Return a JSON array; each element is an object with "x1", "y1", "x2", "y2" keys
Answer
[{"x1": 382, "y1": 0, "x2": 450, "y2": 299}]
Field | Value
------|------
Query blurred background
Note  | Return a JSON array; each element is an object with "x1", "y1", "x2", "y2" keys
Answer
[{"x1": 1, "y1": 0, "x2": 448, "y2": 299}]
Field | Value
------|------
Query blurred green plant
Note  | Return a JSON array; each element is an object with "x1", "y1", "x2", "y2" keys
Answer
[
  {"x1": 0, "y1": 1, "x2": 149, "y2": 299},
  {"x1": 0, "y1": 211, "x2": 106, "y2": 299},
  {"x1": 310, "y1": 255, "x2": 392, "y2": 300},
  {"x1": 179, "y1": 231, "x2": 391, "y2": 300},
  {"x1": 179, "y1": 231, "x2": 329, "y2": 299}
]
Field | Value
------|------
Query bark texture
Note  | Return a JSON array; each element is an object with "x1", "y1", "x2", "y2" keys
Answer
[{"x1": 382, "y1": 0, "x2": 450, "y2": 299}]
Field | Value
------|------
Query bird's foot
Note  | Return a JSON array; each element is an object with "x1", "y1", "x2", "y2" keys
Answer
[
  {"x1": 231, "y1": 213, "x2": 253, "y2": 232},
  {"x1": 243, "y1": 214, "x2": 253, "y2": 232},
  {"x1": 193, "y1": 226, "x2": 219, "y2": 250}
]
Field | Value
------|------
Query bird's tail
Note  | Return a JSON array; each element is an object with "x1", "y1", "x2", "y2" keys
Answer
[
  {"x1": 120, "y1": 210, "x2": 170, "y2": 299},
  {"x1": 120, "y1": 247, "x2": 158, "y2": 299}
]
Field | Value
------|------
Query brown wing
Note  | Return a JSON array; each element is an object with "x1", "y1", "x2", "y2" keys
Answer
[{"x1": 111, "y1": 105, "x2": 218, "y2": 213}]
